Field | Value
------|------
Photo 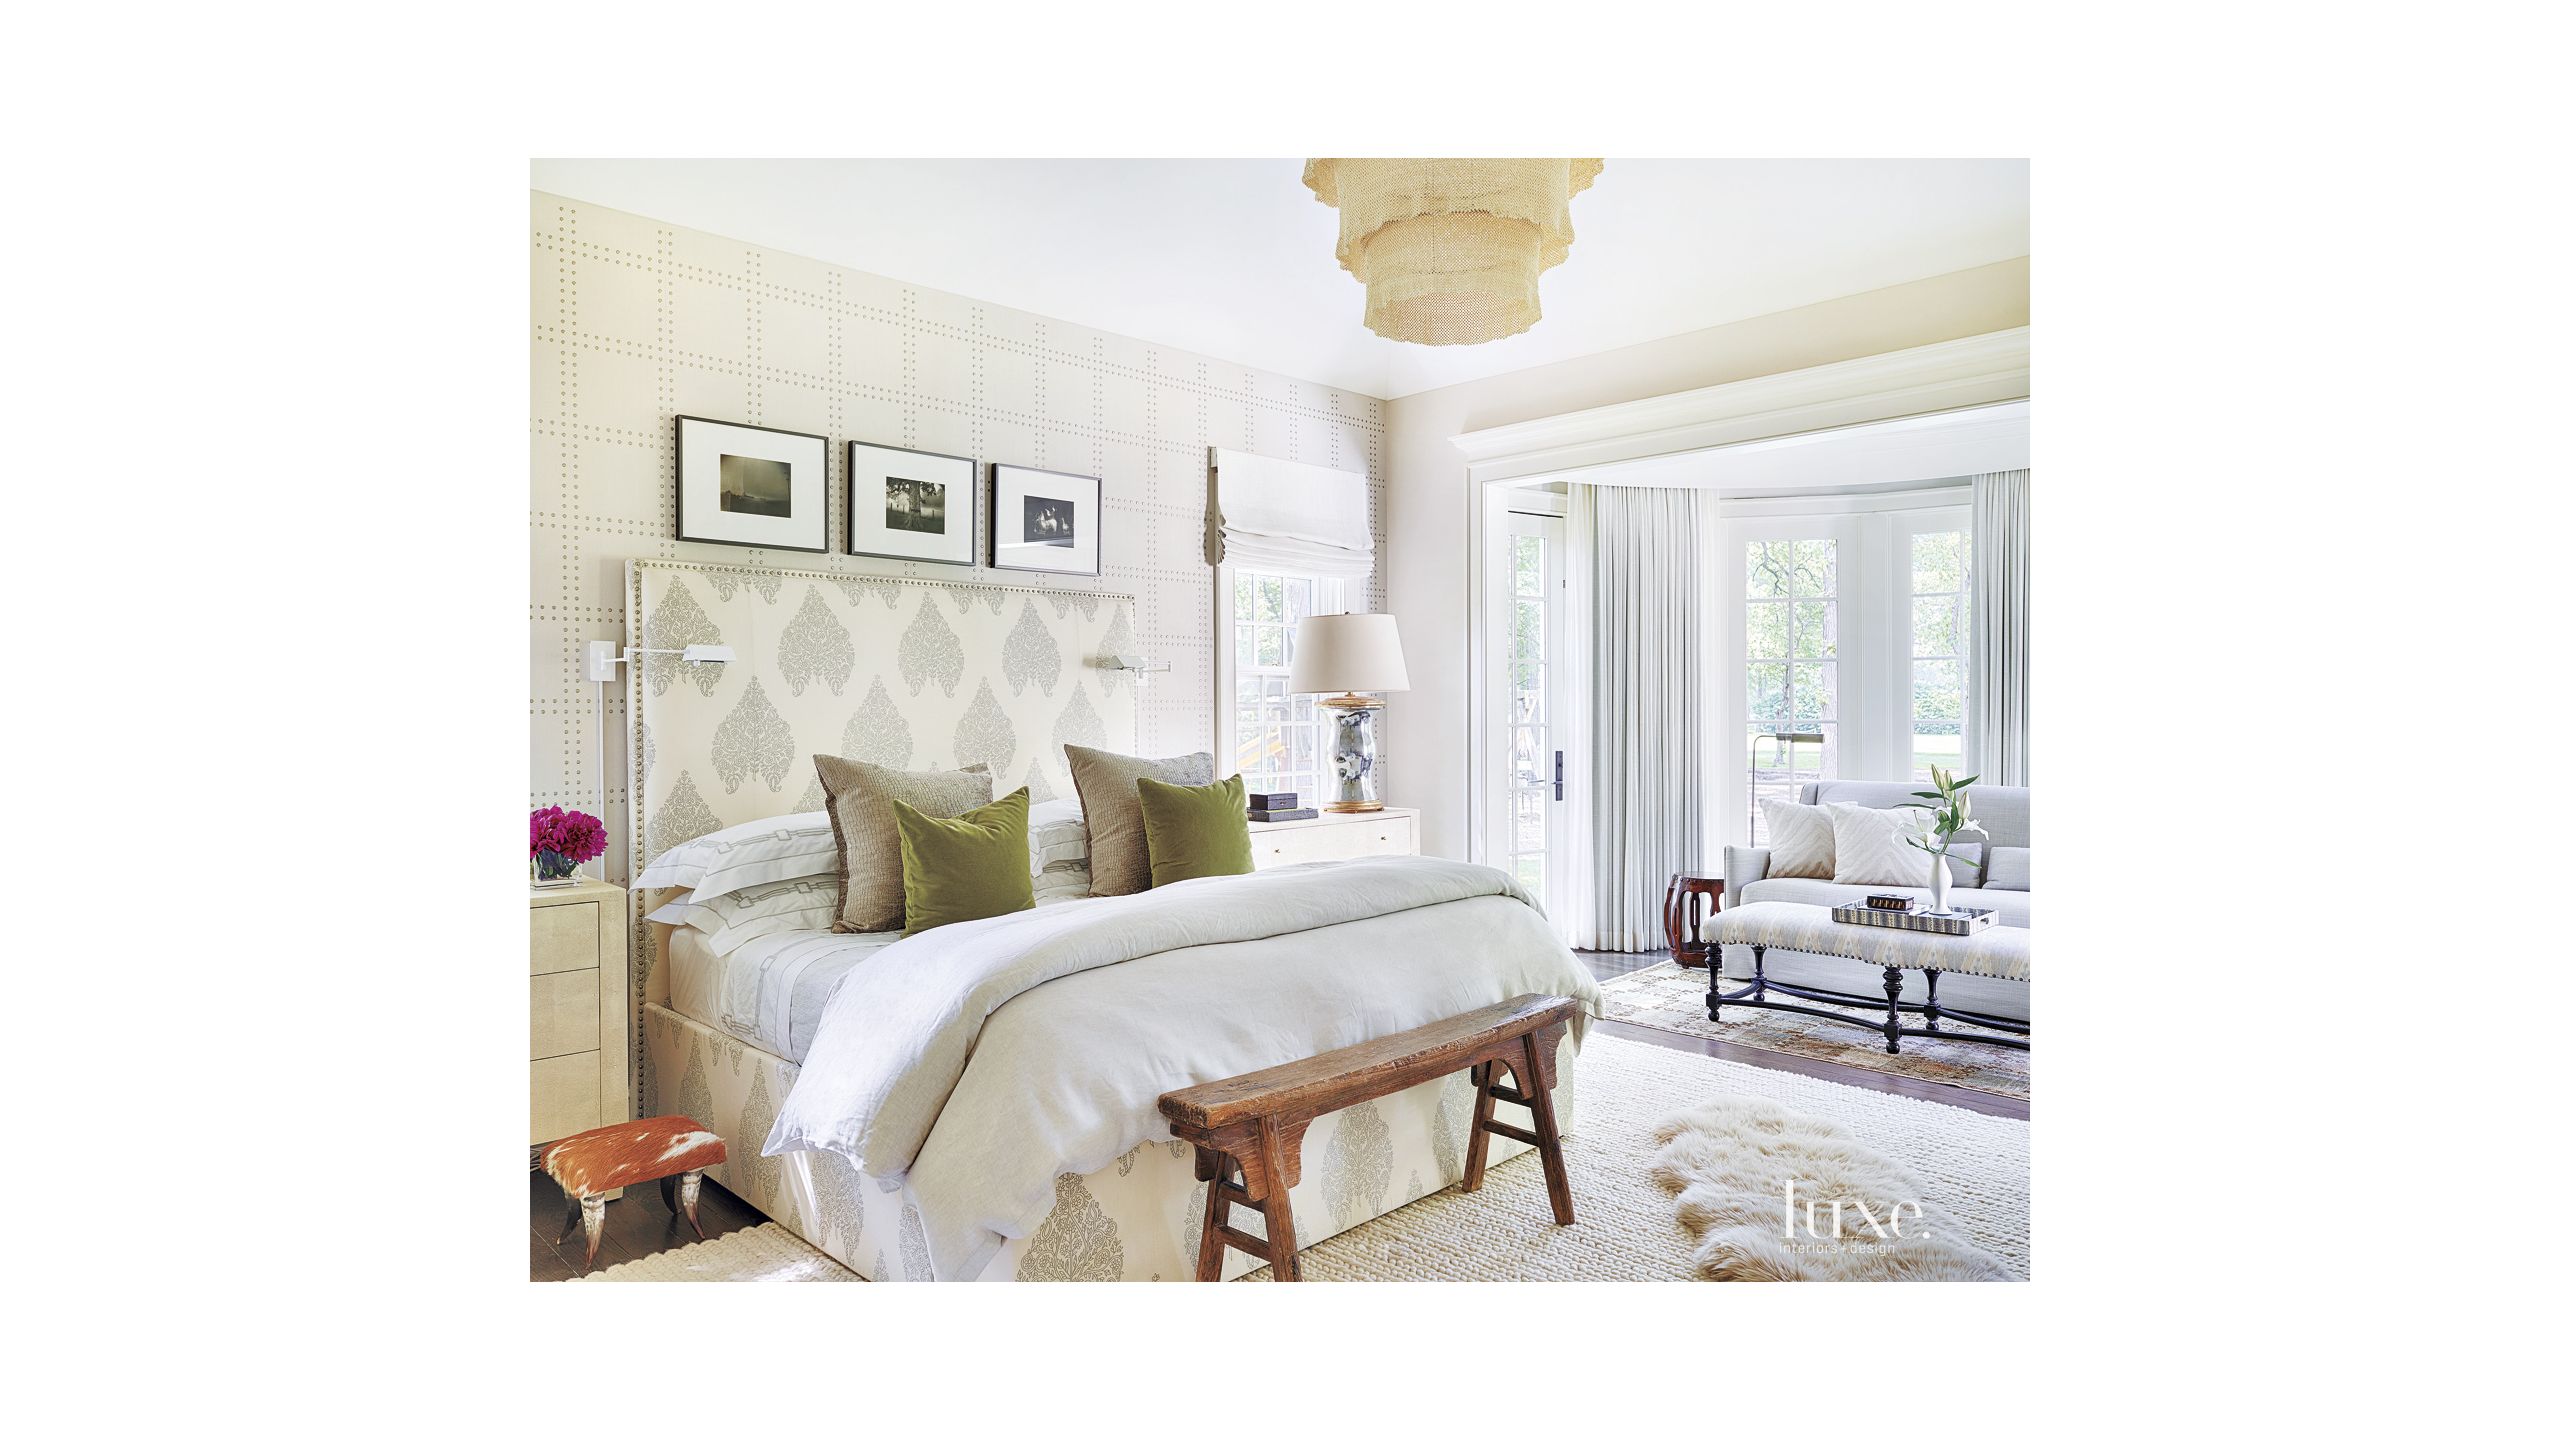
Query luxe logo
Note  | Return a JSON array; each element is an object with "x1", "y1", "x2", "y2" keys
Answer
[{"x1": 1784, "y1": 1179, "x2": 1930, "y2": 1241}]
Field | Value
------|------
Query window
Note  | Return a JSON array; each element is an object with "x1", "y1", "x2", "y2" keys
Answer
[
  {"x1": 1223, "y1": 568, "x2": 1338, "y2": 803},
  {"x1": 1501, "y1": 512, "x2": 1563, "y2": 903},
  {"x1": 1906, "y1": 526, "x2": 1971, "y2": 781},
  {"x1": 1743, "y1": 536, "x2": 1840, "y2": 830},
  {"x1": 1722, "y1": 494, "x2": 1970, "y2": 844}
]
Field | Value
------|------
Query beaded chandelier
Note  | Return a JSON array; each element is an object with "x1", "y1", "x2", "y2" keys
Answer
[{"x1": 1304, "y1": 158, "x2": 1602, "y2": 345}]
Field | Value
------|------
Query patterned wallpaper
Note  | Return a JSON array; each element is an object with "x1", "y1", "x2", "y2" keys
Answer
[{"x1": 533, "y1": 191, "x2": 1387, "y2": 882}]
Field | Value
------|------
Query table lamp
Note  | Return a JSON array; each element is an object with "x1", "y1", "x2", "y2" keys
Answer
[{"x1": 1288, "y1": 612, "x2": 1409, "y2": 813}]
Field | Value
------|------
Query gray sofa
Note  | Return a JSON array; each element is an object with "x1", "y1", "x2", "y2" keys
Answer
[{"x1": 1722, "y1": 779, "x2": 2031, "y2": 1022}]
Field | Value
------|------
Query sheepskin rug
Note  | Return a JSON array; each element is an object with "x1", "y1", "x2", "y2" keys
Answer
[{"x1": 1651, "y1": 1097, "x2": 2016, "y2": 1281}]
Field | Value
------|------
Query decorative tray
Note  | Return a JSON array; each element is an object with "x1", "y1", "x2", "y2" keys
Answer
[{"x1": 1831, "y1": 903, "x2": 2000, "y2": 937}]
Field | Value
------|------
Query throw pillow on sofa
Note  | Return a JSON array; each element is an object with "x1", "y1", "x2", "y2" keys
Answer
[
  {"x1": 1984, "y1": 846, "x2": 2031, "y2": 891},
  {"x1": 1827, "y1": 802, "x2": 1934, "y2": 886},
  {"x1": 1760, "y1": 799, "x2": 1836, "y2": 879}
]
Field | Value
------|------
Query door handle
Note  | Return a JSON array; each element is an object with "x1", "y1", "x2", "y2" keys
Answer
[{"x1": 1552, "y1": 750, "x2": 1564, "y2": 802}]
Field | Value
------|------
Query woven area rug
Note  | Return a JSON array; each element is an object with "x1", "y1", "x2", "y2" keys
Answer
[
  {"x1": 1245, "y1": 1032, "x2": 2026, "y2": 1280},
  {"x1": 574, "y1": 1033, "x2": 2028, "y2": 1281},
  {"x1": 1601, "y1": 961, "x2": 2031, "y2": 1101},
  {"x1": 573, "y1": 1223, "x2": 859, "y2": 1282}
]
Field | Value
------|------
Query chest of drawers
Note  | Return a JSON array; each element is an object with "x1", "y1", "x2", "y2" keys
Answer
[
  {"x1": 530, "y1": 879, "x2": 631, "y2": 1145},
  {"x1": 1247, "y1": 807, "x2": 1421, "y2": 869}
]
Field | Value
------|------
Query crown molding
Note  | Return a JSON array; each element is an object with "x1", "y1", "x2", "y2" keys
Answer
[{"x1": 1448, "y1": 326, "x2": 2029, "y2": 485}]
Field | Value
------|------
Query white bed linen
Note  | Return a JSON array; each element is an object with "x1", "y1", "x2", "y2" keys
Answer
[
  {"x1": 667, "y1": 868, "x2": 1096, "y2": 1061},
  {"x1": 665, "y1": 926, "x2": 902, "y2": 1062},
  {"x1": 765, "y1": 855, "x2": 1599, "y2": 1281}
]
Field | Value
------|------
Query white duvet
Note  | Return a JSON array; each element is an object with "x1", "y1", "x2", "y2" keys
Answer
[{"x1": 763, "y1": 855, "x2": 1600, "y2": 1280}]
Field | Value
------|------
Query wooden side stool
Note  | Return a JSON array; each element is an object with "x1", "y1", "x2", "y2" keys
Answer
[
  {"x1": 1159, "y1": 993, "x2": 1579, "y2": 1282},
  {"x1": 537, "y1": 1115, "x2": 727, "y2": 1272},
  {"x1": 1663, "y1": 872, "x2": 1724, "y2": 968}
]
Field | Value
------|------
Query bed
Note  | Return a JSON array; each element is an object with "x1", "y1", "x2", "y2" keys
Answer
[{"x1": 622, "y1": 558, "x2": 1595, "y2": 1280}]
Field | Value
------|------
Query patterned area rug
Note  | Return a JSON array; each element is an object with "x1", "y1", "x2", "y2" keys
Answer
[
  {"x1": 579, "y1": 1033, "x2": 2028, "y2": 1281},
  {"x1": 1601, "y1": 961, "x2": 2030, "y2": 1101}
]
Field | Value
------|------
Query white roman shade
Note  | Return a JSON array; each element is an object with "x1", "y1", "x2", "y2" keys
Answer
[{"x1": 1208, "y1": 447, "x2": 1375, "y2": 580}]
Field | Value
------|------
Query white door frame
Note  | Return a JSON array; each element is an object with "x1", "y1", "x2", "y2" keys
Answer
[
  {"x1": 1483, "y1": 504, "x2": 1565, "y2": 903},
  {"x1": 1447, "y1": 327, "x2": 2030, "y2": 865}
]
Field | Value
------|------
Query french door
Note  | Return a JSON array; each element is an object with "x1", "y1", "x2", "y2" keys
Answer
[{"x1": 1490, "y1": 509, "x2": 1564, "y2": 907}]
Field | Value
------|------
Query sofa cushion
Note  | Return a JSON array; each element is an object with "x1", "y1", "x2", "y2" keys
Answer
[
  {"x1": 1738, "y1": 876, "x2": 2032, "y2": 930},
  {"x1": 1984, "y1": 846, "x2": 2031, "y2": 891},
  {"x1": 1949, "y1": 838, "x2": 1987, "y2": 888}
]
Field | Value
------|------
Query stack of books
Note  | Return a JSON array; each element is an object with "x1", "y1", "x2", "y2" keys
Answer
[{"x1": 1247, "y1": 791, "x2": 1317, "y2": 823}]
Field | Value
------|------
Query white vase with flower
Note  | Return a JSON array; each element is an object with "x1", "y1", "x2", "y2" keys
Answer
[{"x1": 1902, "y1": 764, "x2": 1982, "y2": 915}]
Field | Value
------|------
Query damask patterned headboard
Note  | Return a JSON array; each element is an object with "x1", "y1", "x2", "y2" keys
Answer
[{"x1": 622, "y1": 558, "x2": 1138, "y2": 1074}]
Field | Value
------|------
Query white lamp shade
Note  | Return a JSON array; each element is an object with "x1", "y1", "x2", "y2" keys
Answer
[{"x1": 1289, "y1": 612, "x2": 1409, "y2": 694}]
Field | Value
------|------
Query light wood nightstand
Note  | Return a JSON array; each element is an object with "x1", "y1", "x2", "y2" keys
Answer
[
  {"x1": 1248, "y1": 807, "x2": 1420, "y2": 869},
  {"x1": 530, "y1": 879, "x2": 631, "y2": 1147}
]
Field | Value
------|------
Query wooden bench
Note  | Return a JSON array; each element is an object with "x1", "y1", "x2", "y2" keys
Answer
[{"x1": 1157, "y1": 993, "x2": 1579, "y2": 1282}]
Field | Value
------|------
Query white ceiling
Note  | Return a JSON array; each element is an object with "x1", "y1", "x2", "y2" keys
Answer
[{"x1": 531, "y1": 159, "x2": 2027, "y2": 402}]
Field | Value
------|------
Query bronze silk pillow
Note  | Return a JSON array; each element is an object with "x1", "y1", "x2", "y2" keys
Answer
[
  {"x1": 812, "y1": 756, "x2": 992, "y2": 932},
  {"x1": 1063, "y1": 744, "x2": 1213, "y2": 896},
  {"x1": 1136, "y1": 774, "x2": 1255, "y2": 887},
  {"x1": 893, "y1": 788, "x2": 1034, "y2": 935}
]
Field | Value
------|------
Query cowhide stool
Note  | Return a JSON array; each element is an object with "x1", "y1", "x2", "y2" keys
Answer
[{"x1": 538, "y1": 1115, "x2": 728, "y2": 1272}]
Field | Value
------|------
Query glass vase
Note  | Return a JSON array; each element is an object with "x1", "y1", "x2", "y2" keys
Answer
[{"x1": 533, "y1": 849, "x2": 581, "y2": 887}]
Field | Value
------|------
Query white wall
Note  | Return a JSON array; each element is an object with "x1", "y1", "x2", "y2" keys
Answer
[
  {"x1": 1382, "y1": 258, "x2": 2030, "y2": 858},
  {"x1": 533, "y1": 192, "x2": 1386, "y2": 882}
]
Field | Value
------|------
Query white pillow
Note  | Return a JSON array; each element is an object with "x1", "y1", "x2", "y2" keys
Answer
[
  {"x1": 1827, "y1": 803, "x2": 1934, "y2": 886},
  {"x1": 1027, "y1": 799, "x2": 1089, "y2": 872},
  {"x1": 633, "y1": 812, "x2": 840, "y2": 903},
  {"x1": 1032, "y1": 859, "x2": 1094, "y2": 905},
  {"x1": 648, "y1": 875, "x2": 841, "y2": 957},
  {"x1": 1759, "y1": 799, "x2": 1836, "y2": 879}
]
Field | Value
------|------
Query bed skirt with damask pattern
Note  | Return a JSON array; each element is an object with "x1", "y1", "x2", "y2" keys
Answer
[{"x1": 640, "y1": 1001, "x2": 1570, "y2": 1280}]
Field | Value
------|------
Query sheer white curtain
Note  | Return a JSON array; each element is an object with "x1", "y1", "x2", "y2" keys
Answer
[
  {"x1": 1555, "y1": 484, "x2": 1712, "y2": 951},
  {"x1": 1968, "y1": 470, "x2": 2030, "y2": 784}
]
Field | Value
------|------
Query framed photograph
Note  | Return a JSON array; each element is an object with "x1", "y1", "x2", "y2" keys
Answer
[
  {"x1": 989, "y1": 464, "x2": 1102, "y2": 576},
  {"x1": 849, "y1": 441, "x2": 976, "y2": 565},
  {"x1": 674, "y1": 415, "x2": 829, "y2": 552}
]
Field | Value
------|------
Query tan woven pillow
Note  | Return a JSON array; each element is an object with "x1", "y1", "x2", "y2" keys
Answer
[
  {"x1": 812, "y1": 756, "x2": 992, "y2": 931},
  {"x1": 1063, "y1": 744, "x2": 1213, "y2": 896},
  {"x1": 1759, "y1": 799, "x2": 1836, "y2": 879}
]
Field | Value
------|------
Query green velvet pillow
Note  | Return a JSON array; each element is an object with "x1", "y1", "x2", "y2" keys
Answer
[
  {"x1": 1135, "y1": 773, "x2": 1255, "y2": 887},
  {"x1": 892, "y1": 787, "x2": 1035, "y2": 935}
]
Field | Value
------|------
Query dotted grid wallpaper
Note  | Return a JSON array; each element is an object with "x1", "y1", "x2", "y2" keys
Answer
[{"x1": 533, "y1": 191, "x2": 1388, "y2": 883}]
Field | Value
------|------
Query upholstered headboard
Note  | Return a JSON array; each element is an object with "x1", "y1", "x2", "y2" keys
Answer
[{"x1": 622, "y1": 558, "x2": 1138, "y2": 1081}]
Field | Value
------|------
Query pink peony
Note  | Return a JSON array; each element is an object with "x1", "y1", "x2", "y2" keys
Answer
[{"x1": 530, "y1": 806, "x2": 608, "y2": 864}]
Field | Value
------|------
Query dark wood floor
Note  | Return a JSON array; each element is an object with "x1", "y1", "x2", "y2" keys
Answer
[
  {"x1": 532, "y1": 945, "x2": 2023, "y2": 1280},
  {"x1": 529, "y1": 1168, "x2": 767, "y2": 1281}
]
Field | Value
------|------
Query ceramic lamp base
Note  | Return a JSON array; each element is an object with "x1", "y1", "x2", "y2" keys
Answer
[{"x1": 1319, "y1": 694, "x2": 1383, "y2": 812}]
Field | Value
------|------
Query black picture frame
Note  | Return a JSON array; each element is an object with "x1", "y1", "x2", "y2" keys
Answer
[
  {"x1": 988, "y1": 464, "x2": 1104, "y2": 576},
  {"x1": 673, "y1": 414, "x2": 831, "y2": 553},
  {"x1": 847, "y1": 440, "x2": 978, "y2": 566}
]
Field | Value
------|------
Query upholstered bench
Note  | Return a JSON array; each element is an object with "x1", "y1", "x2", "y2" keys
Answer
[
  {"x1": 1697, "y1": 901, "x2": 2030, "y2": 1054},
  {"x1": 538, "y1": 1115, "x2": 728, "y2": 1272}
]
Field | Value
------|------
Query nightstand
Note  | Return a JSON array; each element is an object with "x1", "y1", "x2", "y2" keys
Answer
[
  {"x1": 1248, "y1": 806, "x2": 1420, "y2": 869},
  {"x1": 530, "y1": 879, "x2": 631, "y2": 1146}
]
